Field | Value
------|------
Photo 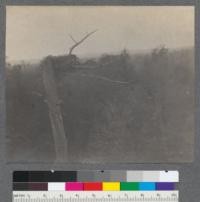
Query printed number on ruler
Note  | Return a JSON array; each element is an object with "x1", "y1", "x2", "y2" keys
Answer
[{"x1": 13, "y1": 191, "x2": 178, "y2": 202}]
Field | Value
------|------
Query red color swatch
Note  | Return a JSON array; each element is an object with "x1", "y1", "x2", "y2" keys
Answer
[{"x1": 84, "y1": 182, "x2": 102, "y2": 191}]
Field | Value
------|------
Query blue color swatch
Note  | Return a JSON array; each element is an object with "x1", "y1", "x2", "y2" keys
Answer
[{"x1": 139, "y1": 182, "x2": 156, "y2": 190}]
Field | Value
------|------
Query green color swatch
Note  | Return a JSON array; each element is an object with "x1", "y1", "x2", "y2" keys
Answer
[{"x1": 120, "y1": 182, "x2": 139, "y2": 190}]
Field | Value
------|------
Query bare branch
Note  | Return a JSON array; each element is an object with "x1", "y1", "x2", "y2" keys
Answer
[
  {"x1": 64, "y1": 72, "x2": 134, "y2": 85},
  {"x1": 80, "y1": 73, "x2": 134, "y2": 85},
  {"x1": 68, "y1": 29, "x2": 98, "y2": 55},
  {"x1": 69, "y1": 34, "x2": 77, "y2": 43},
  {"x1": 31, "y1": 91, "x2": 43, "y2": 97}
]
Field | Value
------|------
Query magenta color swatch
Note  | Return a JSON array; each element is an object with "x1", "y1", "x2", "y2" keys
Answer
[{"x1": 65, "y1": 182, "x2": 83, "y2": 190}]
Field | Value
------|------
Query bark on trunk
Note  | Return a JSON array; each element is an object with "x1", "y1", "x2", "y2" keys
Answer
[{"x1": 42, "y1": 59, "x2": 68, "y2": 162}]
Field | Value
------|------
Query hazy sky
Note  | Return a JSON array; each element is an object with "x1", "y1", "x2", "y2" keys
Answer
[{"x1": 6, "y1": 6, "x2": 194, "y2": 61}]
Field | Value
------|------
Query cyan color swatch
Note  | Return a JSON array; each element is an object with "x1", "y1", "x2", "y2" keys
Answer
[{"x1": 139, "y1": 182, "x2": 156, "y2": 190}]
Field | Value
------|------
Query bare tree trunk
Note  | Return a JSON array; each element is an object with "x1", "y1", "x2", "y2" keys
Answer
[{"x1": 42, "y1": 58, "x2": 68, "y2": 162}]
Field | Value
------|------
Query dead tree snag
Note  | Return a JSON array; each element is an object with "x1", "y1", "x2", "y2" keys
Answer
[{"x1": 42, "y1": 57, "x2": 68, "y2": 162}]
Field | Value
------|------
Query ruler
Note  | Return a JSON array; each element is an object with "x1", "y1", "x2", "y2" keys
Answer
[{"x1": 13, "y1": 191, "x2": 178, "y2": 202}]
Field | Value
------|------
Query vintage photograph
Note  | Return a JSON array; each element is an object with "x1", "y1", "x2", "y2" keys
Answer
[{"x1": 6, "y1": 6, "x2": 194, "y2": 163}]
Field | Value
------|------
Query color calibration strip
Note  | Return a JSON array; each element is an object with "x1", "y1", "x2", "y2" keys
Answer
[
  {"x1": 13, "y1": 182, "x2": 176, "y2": 191},
  {"x1": 13, "y1": 170, "x2": 179, "y2": 182}
]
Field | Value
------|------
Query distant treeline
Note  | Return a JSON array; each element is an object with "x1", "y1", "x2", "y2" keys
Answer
[{"x1": 6, "y1": 47, "x2": 194, "y2": 163}]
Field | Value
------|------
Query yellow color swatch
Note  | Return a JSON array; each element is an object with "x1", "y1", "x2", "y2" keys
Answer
[{"x1": 102, "y1": 182, "x2": 120, "y2": 191}]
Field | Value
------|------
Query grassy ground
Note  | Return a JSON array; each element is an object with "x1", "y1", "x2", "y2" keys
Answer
[{"x1": 6, "y1": 48, "x2": 194, "y2": 163}]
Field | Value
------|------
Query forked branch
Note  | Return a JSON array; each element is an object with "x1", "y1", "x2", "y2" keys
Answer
[
  {"x1": 69, "y1": 34, "x2": 77, "y2": 43},
  {"x1": 68, "y1": 29, "x2": 98, "y2": 55}
]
